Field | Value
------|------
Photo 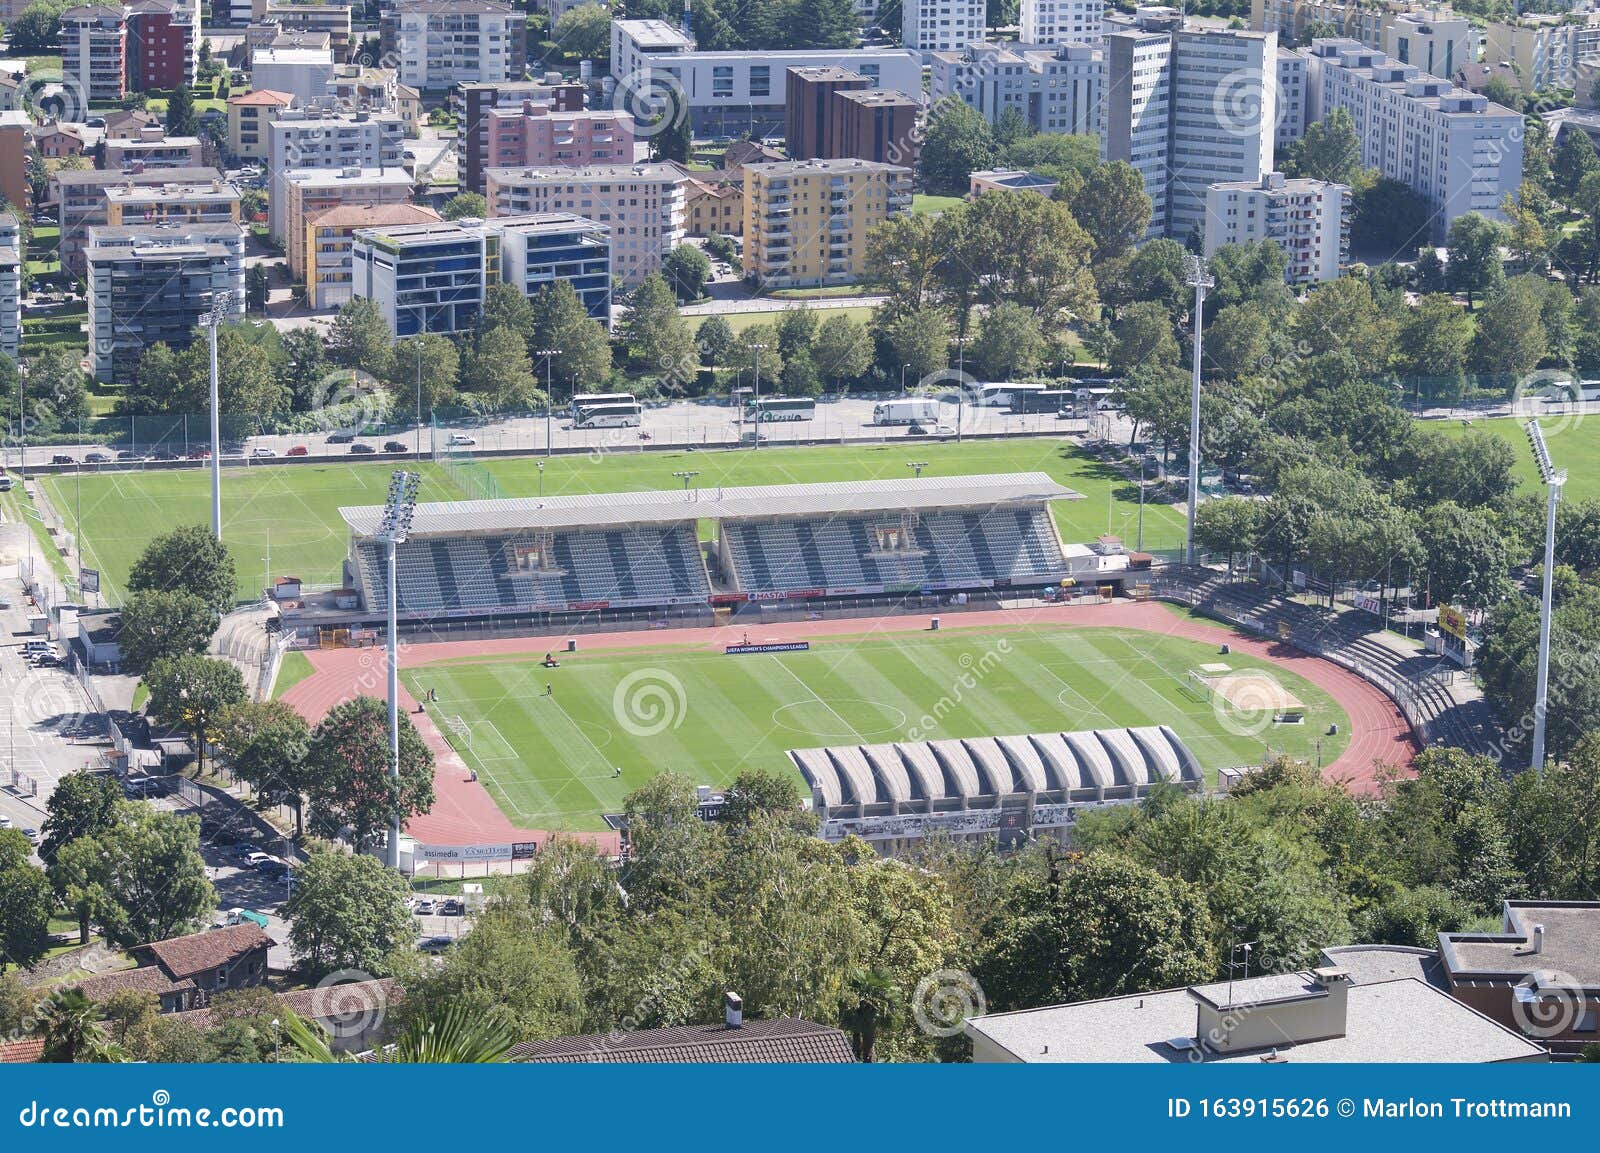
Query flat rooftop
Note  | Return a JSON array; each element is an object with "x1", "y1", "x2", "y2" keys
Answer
[
  {"x1": 342, "y1": 473, "x2": 1081, "y2": 539},
  {"x1": 615, "y1": 18, "x2": 694, "y2": 50},
  {"x1": 1441, "y1": 901, "x2": 1600, "y2": 987},
  {"x1": 965, "y1": 975, "x2": 1546, "y2": 1063}
]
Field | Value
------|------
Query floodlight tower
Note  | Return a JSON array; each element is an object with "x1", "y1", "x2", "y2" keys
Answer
[
  {"x1": 379, "y1": 470, "x2": 421, "y2": 868},
  {"x1": 201, "y1": 291, "x2": 234, "y2": 539},
  {"x1": 1525, "y1": 420, "x2": 1565, "y2": 778},
  {"x1": 1182, "y1": 255, "x2": 1213, "y2": 565}
]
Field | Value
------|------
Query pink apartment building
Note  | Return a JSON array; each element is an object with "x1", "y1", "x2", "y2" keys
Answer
[{"x1": 484, "y1": 102, "x2": 636, "y2": 169}]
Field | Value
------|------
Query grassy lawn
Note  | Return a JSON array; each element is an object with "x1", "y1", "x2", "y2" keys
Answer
[
  {"x1": 44, "y1": 439, "x2": 1187, "y2": 605},
  {"x1": 405, "y1": 626, "x2": 1348, "y2": 831},
  {"x1": 767, "y1": 285, "x2": 876, "y2": 300},
  {"x1": 0, "y1": 484, "x2": 73, "y2": 584},
  {"x1": 715, "y1": 304, "x2": 879, "y2": 334},
  {"x1": 1437, "y1": 414, "x2": 1598, "y2": 503},
  {"x1": 912, "y1": 193, "x2": 965, "y2": 215},
  {"x1": 272, "y1": 649, "x2": 316, "y2": 698}
]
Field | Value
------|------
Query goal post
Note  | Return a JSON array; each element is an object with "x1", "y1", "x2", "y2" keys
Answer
[{"x1": 1181, "y1": 669, "x2": 1214, "y2": 702}]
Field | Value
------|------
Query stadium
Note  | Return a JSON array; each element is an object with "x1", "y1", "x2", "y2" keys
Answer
[{"x1": 272, "y1": 470, "x2": 1414, "y2": 867}]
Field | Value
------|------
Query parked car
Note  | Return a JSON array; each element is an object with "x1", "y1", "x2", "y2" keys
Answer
[
  {"x1": 0, "y1": 815, "x2": 11, "y2": 829},
  {"x1": 244, "y1": 851, "x2": 273, "y2": 868},
  {"x1": 149, "y1": 451, "x2": 178, "y2": 461},
  {"x1": 438, "y1": 899, "x2": 464, "y2": 917},
  {"x1": 187, "y1": 448, "x2": 210, "y2": 460},
  {"x1": 51, "y1": 454, "x2": 74, "y2": 465},
  {"x1": 257, "y1": 861, "x2": 290, "y2": 878},
  {"x1": 30, "y1": 652, "x2": 60, "y2": 668},
  {"x1": 251, "y1": 447, "x2": 275, "y2": 458},
  {"x1": 115, "y1": 450, "x2": 144, "y2": 462},
  {"x1": 0, "y1": 476, "x2": 11, "y2": 491},
  {"x1": 84, "y1": 452, "x2": 109, "y2": 464},
  {"x1": 349, "y1": 443, "x2": 376, "y2": 455},
  {"x1": 414, "y1": 900, "x2": 436, "y2": 916},
  {"x1": 383, "y1": 440, "x2": 408, "y2": 453},
  {"x1": 446, "y1": 433, "x2": 476, "y2": 446},
  {"x1": 418, "y1": 935, "x2": 455, "y2": 953},
  {"x1": 327, "y1": 432, "x2": 355, "y2": 444},
  {"x1": 22, "y1": 828, "x2": 39, "y2": 844},
  {"x1": 286, "y1": 445, "x2": 308, "y2": 456}
]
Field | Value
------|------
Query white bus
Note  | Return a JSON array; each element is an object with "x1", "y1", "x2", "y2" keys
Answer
[
  {"x1": 745, "y1": 397, "x2": 816, "y2": 422},
  {"x1": 575, "y1": 402, "x2": 643, "y2": 428},
  {"x1": 963, "y1": 381, "x2": 1050, "y2": 407},
  {"x1": 1541, "y1": 381, "x2": 1600, "y2": 403},
  {"x1": 570, "y1": 392, "x2": 636, "y2": 418}
]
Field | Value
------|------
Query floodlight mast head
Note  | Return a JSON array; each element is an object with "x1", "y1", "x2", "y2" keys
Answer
[
  {"x1": 379, "y1": 471, "x2": 421, "y2": 542},
  {"x1": 1524, "y1": 420, "x2": 1566, "y2": 489}
]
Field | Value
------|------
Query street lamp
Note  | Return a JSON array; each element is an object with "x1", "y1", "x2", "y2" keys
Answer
[
  {"x1": 750, "y1": 343, "x2": 767, "y2": 449},
  {"x1": 907, "y1": 460, "x2": 928, "y2": 479},
  {"x1": 536, "y1": 459, "x2": 545, "y2": 498},
  {"x1": 954, "y1": 337, "x2": 969, "y2": 444},
  {"x1": 900, "y1": 364, "x2": 910, "y2": 395},
  {"x1": 672, "y1": 469, "x2": 700, "y2": 494},
  {"x1": 536, "y1": 348, "x2": 561, "y2": 457},
  {"x1": 1526, "y1": 419, "x2": 1565, "y2": 778},
  {"x1": 1182, "y1": 254, "x2": 1213, "y2": 566},
  {"x1": 200, "y1": 290, "x2": 234, "y2": 540},
  {"x1": 378, "y1": 470, "x2": 420, "y2": 870}
]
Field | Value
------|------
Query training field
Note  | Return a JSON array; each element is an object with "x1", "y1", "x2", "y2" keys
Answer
[
  {"x1": 43, "y1": 439, "x2": 1186, "y2": 604},
  {"x1": 1438, "y1": 414, "x2": 1598, "y2": 503},
  {"x1": 400, "y1": 626, "x2": 1349, "y2": 832}
]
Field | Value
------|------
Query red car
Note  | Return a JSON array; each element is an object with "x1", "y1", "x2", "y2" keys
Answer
[
  {"x1": 187, "y1": 448, "x2": 210, "y2": 460},
  {"x1": 286, "y1": 445, "x2": 308, "y2": 456}
]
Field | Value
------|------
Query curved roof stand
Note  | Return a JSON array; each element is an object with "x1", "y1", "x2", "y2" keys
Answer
[
  {"x1": 1029, "y1": 732, "x2": 1094, "y2": 795},
  {"x1": 928, "y1": 739, "x2": 983, "y2": 800},
  {"x1": 898, "y1": 743, "x2": 947, "y2": 800},
  {"x1": 1128, "y1": 726, "x2": 1181, "y2": 784},
  {"x1": 789, "y1": 747, "x2": 841, "y2": 808},
  {"x1": 1065, "y1": 730, "x2": 1119, "y2": 791},
  {"x1": 1093, "y1": 728, "x2": 1148, "y2": 788},
  {"x1": 963, "y1": 738, "x2": 1017, "y2": 796},
  {"x1": 995, "y1": 735, "x2": 1048, "y2": 793},
  {"x1": 860, "y1": 743, "x2": 913, "y2": 804},
  {"x1": 829, "y1": 746, "x2": 880, "y2": 806},
  {"x1": 1158, "y1": 724, "x2": 1206, "y2": 784}
]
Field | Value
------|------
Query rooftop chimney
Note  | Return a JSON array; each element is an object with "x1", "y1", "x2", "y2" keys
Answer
[
  {"x1": 724, "y1": 991, "x2": 743, "y2": 1029},
  {"x1": 1531, "y1": 923, "x2": 1545, "y2": 955}
]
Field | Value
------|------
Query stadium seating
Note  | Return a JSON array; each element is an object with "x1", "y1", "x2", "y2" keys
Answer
[
  {"x1": 721, "y1": 507, "x2": 1068, "y2": 594},
  {"x1": 355, "y1": 525, "x2": 708, "y2": 614}
]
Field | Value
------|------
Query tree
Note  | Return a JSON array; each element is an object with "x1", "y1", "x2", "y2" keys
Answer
[
  {"x1": 461, "y1": 324, "x2": 540, "y2": 407},
  {"x1": 864, "y1": 211, "x2": 947, "y2": 318},
  {"x1": 530, "y1": 281, "x2": 612, "y2": 394},
  {"x1": 303, "y1": 696, "x2": 435, "y2": 851},
  {"x1": 39, "y1": 989, "x2": 111, "y2": 1063},
  {"x1": 479, "y1": 281, "x2": 536, "y2": 346},
  {"x1": 696, "y1": 314, "x2": 734, "y2": 367},
  {"x1": 1406, "y1": 428, "x2": 1518, "y2": 509},
  {"x1": 8, "y1": 1, "x2": 70, "y2": 53},
  {"x1": 116, "y1": 589, "x2": 218, "y2": 674},
  {"x1": 1552, "y1": 125, "x2": 1599, "y2": 197},
  {"x1": 883, "y1": 306, "x2": 948, "y2": 385},
  {"x1": 143, "y1": 654, "x2": 248, "y2": 773},
  {"x1": 22, "y1": 346, "x2": 90, "y2": 433},
  {"x1": 1200, "y1": 304, "x2": 1269, "y2": 380},
  {"x1": 621, "y1": 274, "x2": 699, "y2": 390},
  {"x1": 181, "y1": 325, "x2": 288, "y2": 417},
  {"x1": 728, "y1": 324, "x2": 784, "y2": 386},
  {"x1": 647, "y1": 106, "x2": 692, "y2": 165},
  {"x1": 214, "y1": 700, "x2": 314, "y2": 837},
  {"x1": 776, "y1": 306, "x2": 819, "y2": 357},
  {"x1": 127, "y1": 524, "x2": 237, "y2": 614},
  {"x1": 661, "y1": 244, "x2": 711, "y2": 302},
  {"x1": 165, "y1": 84, "x2": 197, "y2": 136},
  {"x1": 1395, "y1": 293, "x2": 1472, "y2": 392},
  {"x1": 0, "y1": 851, "x2": 52, "y2": 971},
  {"x1": 811, "y1": 314, "x2": 871, "y2": 391},
  {"x1": 38, "y1": 769, "x2": 122, "y2": 867},
  {"x1": 389, "y1": 332, "x2": 460, "y2": 413},
  {"x1": 1471, "y1": 277, "x2": 1547, "y2": 377},
  {"x1": 1110, "y1": 300, "x2": 1180, "y2": 374},
  {"x1": 1417, "y1": 502, "x2": 1511, "y2": 610},
  {"x1": 554, "y1": 0, "x2": 612, "y2": 58},
  {"x1": 781, "y1": 350, "x2": 821, "y2": 396},
  {"x1": 1288, "y1": 108, "x2": 1362, "y2": 184},
  {"x1": 1071, "y1": 160, "x2": 1153, "y2": 270},
  {"x1": 277, "y1": 326, "x2": 331, "y2": 411},
  {"x1": 285, "y1": 850, "x2": 413, "y2": 977},
  {"x1": 970, "y1": 301, "x2": 1043, "y2": 381},
  {"x1": 936, "y1": 191, "x2": 1097, "y2": 333},
  {"x1": 1446, "y1": 213, "x2": 1507, "y2": 310},
  {"x1": 441, "y1": 192, "x2": 487, "y2": 220},
  {"x1": 1195, "y1": 496, "x2": 1262, "y2": 575},
  {"x1": 245, "y1": 263, "x2": 269, "y2": 312},
  {"x1": 326, "y1": 296, "x2": 394, "y2": 378},
  {"x1": 1352, "y1": 178, "x2": 1434, "y2": 255},
  {"x1": 919, "y1": 96, "x2": 1000, "y2": 194},
  {"x1": 1289, "y1": 276, "x2": 1396, "y2": 376},
  {"x1": 50, "y1": 805, "x2": 214, "y2": 950},
  {"x1": 1501, "y1": 189, "x2": 1549, "y2": 271}
]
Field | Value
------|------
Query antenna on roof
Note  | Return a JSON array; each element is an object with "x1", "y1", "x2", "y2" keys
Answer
[{"x1": 1224, "y1": 938, "x2": 1257, "y2": 1007}]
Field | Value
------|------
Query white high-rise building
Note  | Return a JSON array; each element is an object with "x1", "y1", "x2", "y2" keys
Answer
[
  {"x1": 1021, "y1": 0, "x2": 1105, "y2": 46},
  {"x1": 930, "y1": 42, "x2": 1104, "y2": 135},
  {"x1": 265, "y1": 109, "x2": 408, "y2": 241},
  {"x1": 1204, "y1": 172, "x2": 1348, "y2": 283},
  {"x1": 902, "y1": 0, "x2": 986, "y2": 56},
  {"x1": 1302, "y1": 38, "x2": 1523, "y2": 240},
  {"x1": 1384, "y1": 8, "x2": 1472, "y2": 81},
  {"x1": 1276, "y1": 46, "x2": 1306, "y2": 150},
  {"x1": 1103, "y1": 19, "x2": 1277, "y2": 242},
  {"x1": 0, "y1": 213, "x2": 19, "y2": 361}
]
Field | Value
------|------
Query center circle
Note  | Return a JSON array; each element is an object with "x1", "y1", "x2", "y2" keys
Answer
[{"x1": 771, "y1": 698, "x2": 908, "y2": 740}]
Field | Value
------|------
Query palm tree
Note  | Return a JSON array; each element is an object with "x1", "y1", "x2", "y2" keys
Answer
[
  {"x1": 282, "y1": 1002, "x2": 518, "y2": 1064},
  {"x1": 39, "y1": 988, "x2": 119, "y2": 1063}
]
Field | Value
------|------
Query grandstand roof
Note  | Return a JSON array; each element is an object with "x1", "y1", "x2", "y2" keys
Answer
[{"x1": 341, "y1": 473, "x2": 1080, "y2": 539}]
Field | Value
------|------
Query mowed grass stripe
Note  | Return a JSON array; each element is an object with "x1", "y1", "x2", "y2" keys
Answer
[{"x1": 403, "y1": 629, "x2": 1349, "y2": 832}]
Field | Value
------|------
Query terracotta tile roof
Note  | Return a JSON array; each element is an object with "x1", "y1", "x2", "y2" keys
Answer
[
  {"x1": 229, "y1": 89, "x2": 295, "y2": 106},
  {"x1": 0, "y1": 1038, "x2": 44, "y2": 1064},
  {"x1": 169, "y1": 979, "x2": 403, "y2": 1031},
  {"x1": 306, "y1": 203, "x2": 441, "y2": 230},
  {"x1": 137, "y1": 923, "x2": 270, "y2": 979},
  {"x1": 509, "y1": 1017, "x2": 856, "y2": 1064},
  {"x1": 76, "y1": 965, "x2": 193, "y2": 1001}
]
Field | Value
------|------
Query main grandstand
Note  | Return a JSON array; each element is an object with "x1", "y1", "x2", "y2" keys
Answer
[{"x1": 314, "y1": 473, "x2": 1143, "y2": 634}]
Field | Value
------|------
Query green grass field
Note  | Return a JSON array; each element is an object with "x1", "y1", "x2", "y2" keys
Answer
[
  {"x1": 1438, "y1": 414, "x2": 1599, "y2": 504},
  {"x1": 43, "y1": 439, "x2": 1187, "y2": 604},
  {"x1": 402, "y1": 623, "x2": 1349, "y2": 831}
]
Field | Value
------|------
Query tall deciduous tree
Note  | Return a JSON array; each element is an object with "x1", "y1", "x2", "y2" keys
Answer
[
  {"x1": 1288, "y1": 108, "x2": 1362, "y2": 184},
  {"x1": 326, "y1": 297, "x2": 394, "y2": 379},
  {"x1": 970, "y1": 301, "x2": 1043, "y2": 380},
  {"x1": 284, "y1": 850, "x2": 413, "y2": 977},
  {"x1": 811, "y1": 314, "x2": 872, "y2": 390},
  {"x1": 530, "y1": 281, "x2": 612, "y2": 394},
  {"x1": 214, "y1": 700, "x2": 314, "y2": 837},
  {"x1": 620, "y1": 273, "x2": 699, "y2": 390},
  {"x1": 1446, "y1": 213, "x2": 1507, "y2": 310},
  {"x1": 116, "y1": 590, "x2": 218, "y2": 674},
  {"x1": 143, "y1": 654, "x2": 249, "y2": 772},
  {"x1": 389, "y1": 332, "x2": 460, "y2": 413},
  {"x1": 303, "y1": 696, "x2": 435, "y2": 852},
  {"x1": 919, "y1": 96, "x2": 1000, "y2": 194},
  {"x1": 461, "y1": 325, "x2": 540, "y2": 408},
  {"x1": 0, "y1": 835, "x2": 52, "y2": 971},
  {"x1": 936, "y1": 191, "x2": 1097, "y2": 334},
  {"x1": 127, "y1": 524, "x2": 238, "y2": 613},
  {"x1": 883, "y1": 306, "x2": 948, "y2": 385},
  {"x1": 38, "y1": 770, "x2": 122, "y2": 867}
]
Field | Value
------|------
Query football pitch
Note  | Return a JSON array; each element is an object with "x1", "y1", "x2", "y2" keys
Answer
[
  {"x1": 43, "y1": 439, "x2": 1188, "y2": 604},
  {"x1": 1438, "y1": 413, "x2": 1599, "y2": 504},
  {"x1": 401, "y1": 626, "x2": 1350, "y2": 831}
]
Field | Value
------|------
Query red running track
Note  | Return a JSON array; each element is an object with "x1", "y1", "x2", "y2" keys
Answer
[{"x1": 279, "y1": 600, "x2": 1417, "y2": 848}]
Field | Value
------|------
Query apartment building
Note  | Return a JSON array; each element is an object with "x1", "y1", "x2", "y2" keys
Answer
[
  {"x1": 1250, "y1": 0, "x2": 1388, "y2": 48},
  {"x1": 1384, "y1": 8, "x2": 1472, "y2": 81},
  {"x1": 101, "y1": 133, "x2": 205, "y2": 171},
  {"x1": 392, "y1": 0, "x2": 526, "y2": 92},
  {"x1": 1302, "y1": 38, "x2": 1523, "y2": 239},
  {"x1": 495, "y1": 213, "x2": 612, "y2": 325},
  {"x1": 1104, "y1": 22, "x2": 1277, "y2": 241},
  {"x1": 126, "y1": 0, "x2": 200, "y2": 90},
  {"x1": 51, "y1": 165, "x2": 220, "y2": 275},
  {"x1": 454, "y1": 80, "x2": 585, "y2": 194},
  {"x1": 1484, "y1": 15, "x2": 1600, "y2": 93},
  {"x1": 0, "y1": 214, "x2": 19, "y2": 361},
  {"x1": 303, "y1": 201, "x2": 441, "y2": 310},
  {"x1": 742, "y1": 158, "x2": 912, "y2": 289},
  {"x1": 901, "y1": 0, "x2": 986, "y2": 56},
  {"x1": 1277, "y1": 46, "x2": 1307, "y2": 149},
  {"x1": 609, "y1": 20, "x2": 921, "y2": 137},
  {"x1": 484, "y1": 103, "x2": 636, "y2": 170},
  {"x1": 280, "y1": 166, "x2": 418, "y2": 279},
  {"x1": 787, "y1": 67, "x2": 869, "y2": 162},
  {"x1": 251, "y1": 42, "x2": 336, "y2": 104},
  {"x1": 86, "y1": 223, "x2": 246, "y2": 383},
  {"x1": 61, "y1": 6, "x2": 128, "y2": 105},
  {"x1": 684, "y1": 173, "x2": 742, "y2": 237},
  {"x1": 266, "y1": 110, "x2": 408, "y2": 241},
  {"x1": 930, "y1": 41, "x2": 1103, "y2": 135},
  {"x1": 786, "y1": 67, "x2": 921, "y2": 167},
  {"x1": 351, "y1": 219, "x2": 496, "y2": 336},
  {"x1": 1020, "y1": 0, "x2": 1104, "y2": 46},
  {"x1": 104, "y1": 178, "x2": 242, "y2": 232},
  {"x1": 485, "y1": 163, "x2": 686, "y2": 285},
  {"x1": 260, "y1": 3, "x2": 352, "y2": 55},
  {"x1": 0, "y1": 111, "x2": 28, "y2": 212},
  {"x1": 1204, "y1": 172, "x2": 1347, "y2": 282},
  {"x1": 227, "y1": 89, "x2": 294, "y2": 161}
]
